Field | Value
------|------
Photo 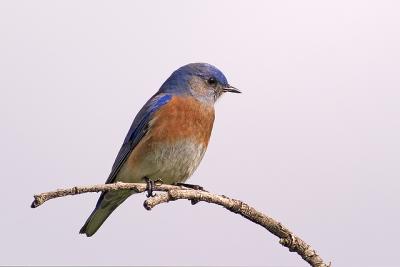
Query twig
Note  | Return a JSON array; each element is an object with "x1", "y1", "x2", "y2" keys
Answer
[
  {"x1": 30, "y1": 182, "x2": 181, "y2": 208},
  {"x1": 31, "y1": 182, "x2": 331, "y2": 267}
]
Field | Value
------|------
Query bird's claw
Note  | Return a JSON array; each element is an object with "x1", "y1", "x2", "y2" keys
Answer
[
  {"x1": 175, "y1": 182, "x2": 205, "y2": 191},
  {"x1": 144, "y1": 177, "x2": 156, "y2": 197}
]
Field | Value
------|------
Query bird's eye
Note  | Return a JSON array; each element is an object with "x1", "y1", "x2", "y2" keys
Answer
[{"x1": 207, "y1": 77, "x2": 217, "y2": 86}]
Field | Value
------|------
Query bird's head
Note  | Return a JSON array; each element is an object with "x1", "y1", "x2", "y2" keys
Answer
[{"x1": 159, "y1": 63, "x2": 241, "y2": 104}]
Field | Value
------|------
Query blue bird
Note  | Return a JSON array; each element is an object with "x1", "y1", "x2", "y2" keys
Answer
[{"x1": 80, "y1": 63, "x2": 240, "y2": 236}]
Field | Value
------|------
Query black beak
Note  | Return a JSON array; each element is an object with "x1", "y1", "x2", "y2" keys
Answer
[{"x1": 223, "y1": 85, "x2": 241, "y2": 93}]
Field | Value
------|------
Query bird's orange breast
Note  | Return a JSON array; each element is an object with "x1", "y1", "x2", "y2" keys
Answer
[{"x1": 148, "y1": 96, "x2": 215, "y2": 146}]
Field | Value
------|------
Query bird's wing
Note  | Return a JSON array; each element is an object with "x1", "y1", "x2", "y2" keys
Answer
[{"x1": 105, "y1": 93, "x2": 172, "y2": 184}]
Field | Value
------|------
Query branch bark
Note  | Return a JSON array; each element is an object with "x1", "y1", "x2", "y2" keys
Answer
[{"x1": 31, "y1": 182, "x2": 330, "y2": 267}]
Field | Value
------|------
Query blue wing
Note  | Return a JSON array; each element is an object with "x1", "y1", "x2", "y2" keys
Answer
[{"x1": 105, "y1": 93, "x2": 172, "y2": 184}]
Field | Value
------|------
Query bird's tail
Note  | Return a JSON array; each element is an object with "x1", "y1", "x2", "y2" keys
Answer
[{"x1": 79, "y1": 190, "x2": 133, "y2": 237}]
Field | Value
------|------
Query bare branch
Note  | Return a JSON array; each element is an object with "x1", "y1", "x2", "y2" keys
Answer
[
  {"x1": 31, "y1": 182, "x2": 331, "y2": 267},
  {"x1": 31, "y1": 182, "x2": 183, "y2": 208}
]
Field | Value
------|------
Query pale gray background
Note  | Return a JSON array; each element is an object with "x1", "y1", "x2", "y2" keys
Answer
[{"x1": 1, "y1": 1, "x2": 399, "y2": 266}]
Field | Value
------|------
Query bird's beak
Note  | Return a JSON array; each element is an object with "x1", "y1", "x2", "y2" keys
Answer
[{"x1": 223, "y1": 85, "x2": 241, "y2": 93}]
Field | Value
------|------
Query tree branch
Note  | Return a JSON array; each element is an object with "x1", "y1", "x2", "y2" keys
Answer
[{"x1": 31, "y1": 182, "x2": 330, "y2": 267}]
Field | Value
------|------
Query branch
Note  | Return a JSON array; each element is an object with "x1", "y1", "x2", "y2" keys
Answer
[{"x1": 31, "y1": 182, "x2": 330, "y2": 267}]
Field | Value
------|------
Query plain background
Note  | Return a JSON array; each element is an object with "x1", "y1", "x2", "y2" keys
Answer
[{"x1": 1, "y1": 1, "x2": 399, "y2": 266}]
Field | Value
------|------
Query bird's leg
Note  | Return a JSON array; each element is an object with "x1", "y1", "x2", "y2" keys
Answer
[
  {"x1": 174, "y1": 182, "x2": 205, "y2": 191},
  {"x1": 144, "y1": 177, "x2": 156, "y2": 197}
]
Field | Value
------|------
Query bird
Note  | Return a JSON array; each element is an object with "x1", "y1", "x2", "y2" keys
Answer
[{"x1": 79, "y1": 63, "x2": 241, "y2": 237}]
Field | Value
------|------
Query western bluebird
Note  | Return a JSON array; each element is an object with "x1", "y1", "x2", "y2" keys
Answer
[{"x1": 80, "y1": 63, "x2": 240, "y2": 236}]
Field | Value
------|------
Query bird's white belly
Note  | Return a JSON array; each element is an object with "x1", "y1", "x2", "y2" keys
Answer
[{"x1": 139, "y1": 139, "x2": 207, "y2": 184}]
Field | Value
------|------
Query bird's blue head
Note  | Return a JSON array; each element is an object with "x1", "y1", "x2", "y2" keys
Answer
[{"x1": 159, "y1": 63, "x2": 241, "y2": 104}]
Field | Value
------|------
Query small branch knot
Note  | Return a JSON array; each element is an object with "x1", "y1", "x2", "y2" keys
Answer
[
  {"x1": 167, "y1": 189, "x2": 180, "y2": 200},
  {"x1": 72, "y1": 186, "x2": 79, "y2": 195},
  {"x1": 280, "y1": 234, "x2": 297, "y2": 252},
  {"x1": 143, "y1": 200, "x2": 152, "y2": 210},
  {"x1": 191, "y1": 199, "x2": 200, "y2": 205},
  {"x1": 31, "y1": 196, "x2": 41, "y2": 208},
  {"x1": 228, "y1": 200, "x2": 243, "y2": 214}
]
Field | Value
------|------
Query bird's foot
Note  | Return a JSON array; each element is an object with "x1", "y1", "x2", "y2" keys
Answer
[
  {"x1": 174, "y1": 182, "x2": 206, "y2": 191},
  {"x1": 174, "y1": 182, "x2": 205, "y2": 205},
  {"x1": 144, "y1": 177, "x2": 156, "y2": 197}
]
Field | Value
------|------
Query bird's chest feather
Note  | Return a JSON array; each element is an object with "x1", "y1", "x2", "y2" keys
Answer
[
  {"x1": 144, "y1": 96, "x2": 215, "y2": 181},
  {"x1": 149, "y1": 96, "x2": 215, "y2": 145}
]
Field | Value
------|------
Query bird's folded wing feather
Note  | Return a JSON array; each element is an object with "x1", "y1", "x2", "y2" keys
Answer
[{"x1": 105, "y1": 93, "x2": 172, "y2": 184}]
